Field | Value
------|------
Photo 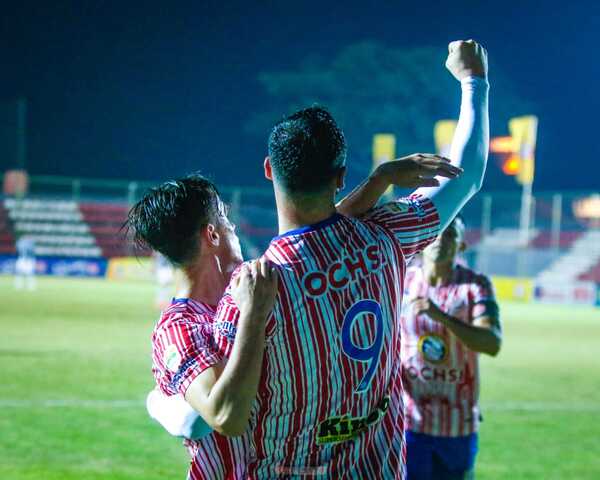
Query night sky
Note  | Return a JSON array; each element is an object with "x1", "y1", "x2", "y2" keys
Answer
[{"x1": 1, "y1": 1, "x2": 598, "y2": 192}]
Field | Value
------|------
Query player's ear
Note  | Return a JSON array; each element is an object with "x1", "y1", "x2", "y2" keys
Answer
[
  {"x1": 204, "y1": 224, "x2": 220, "y2": 247},
  {"x1": 459, "y1": 240, "x2": 467, "y2": 253},
  {"x1": 264, "y1": 156, "x2": 273, "y2": 181}
]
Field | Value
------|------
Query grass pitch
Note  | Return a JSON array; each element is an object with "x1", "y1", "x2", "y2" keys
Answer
[{"x1": 0, "y1": 276, "x2": 599, "y2": 479}]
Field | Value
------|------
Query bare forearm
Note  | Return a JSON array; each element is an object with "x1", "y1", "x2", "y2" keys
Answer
[
  {"x1": 206, "y1": 313, "x2": 266, "y2": 434},
  {"x1": 336, "y1": 173, "x2": 388, "y2": 217},
  {"x1": 433, "y1": 310, "x2": 500, "y2": 356}
]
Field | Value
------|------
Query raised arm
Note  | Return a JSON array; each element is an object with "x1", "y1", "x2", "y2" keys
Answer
[
  {"x1": 414, "y1": 40, "x2": 490, "y2": 231},
  {"x1": 336, "y1": 154, "x2": 462, "y2": 218},
  {"x1": 184, "y1": 259, "x2": 278, "y2": 436}
]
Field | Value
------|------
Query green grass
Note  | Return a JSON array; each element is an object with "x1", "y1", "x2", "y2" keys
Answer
[{"x1": 1, "y1": 276, "x2": 599, "y2": 479}]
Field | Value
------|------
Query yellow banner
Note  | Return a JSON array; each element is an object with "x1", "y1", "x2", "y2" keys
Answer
[
  {"x1": 107, "y1": 257, "x2": 154, "y2": 281},
  {"x1": 491, "y1": 276, "x2": 534, "y2": 302},
  {"x1": 372, "y1": 134, "x2": 396, "y2": 198},
  {"x1": 434, "y1": 120, "x2": 457, "y2": 157},
  {"x1": 509, "y1": 115, "x2": 538, "y2": 185}
]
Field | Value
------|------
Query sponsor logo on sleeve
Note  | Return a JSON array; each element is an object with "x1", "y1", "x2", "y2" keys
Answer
[
  {"x1": 407, "y1": 197, "x2": 426, "y2": 218},
  {"x1": 164, "y1": 344, "x2": 182, "y2": 373},
  {"x1": 215, "y1": 320, "x2": 237, "y2": 343}
]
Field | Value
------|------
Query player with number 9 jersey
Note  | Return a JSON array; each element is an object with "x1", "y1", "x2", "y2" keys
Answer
[{"x1": 213, "y1": 195, "x2": 439, "y2": 479}]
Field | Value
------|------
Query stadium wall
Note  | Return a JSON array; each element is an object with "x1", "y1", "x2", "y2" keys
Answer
[{"x1": 0, "y1": 254, "x2": 107, "y2": 277}]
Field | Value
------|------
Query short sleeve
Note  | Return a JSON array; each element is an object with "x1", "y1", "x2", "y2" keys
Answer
[
  {"x1": 213, "y1": 291, "x2": 241, "y2": 358},
  {"x1": 470, "y1": 274, "x2": 499, "y2": 320},
  {"x1": 363, "y1": 194, "x2": 440, "y2": 261},
  {"x1": 152, "y1": 314, "x2": 222, "y2": 396}
]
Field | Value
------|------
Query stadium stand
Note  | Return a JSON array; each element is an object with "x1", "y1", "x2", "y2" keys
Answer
[
  {"x1": 1, "y1": 198, "x2": 150, "y2": 259},
  {"x1": 5, "y1": 198, "x2": 101, "y2": 257},
  {"x1": 530, "y1": 230, "x2": 583, "y2": 249},
  {"x1": 579, "y1": 259, "x2": 600, "y2": 282},
  {"x1": 79, "y1": 202, "x2": 136, "y2": 258},
  {"x1": 537, "y1": 230, "x2": 600, "y2": 282},
  {"x1": 0, "y1": 201, "x2": 15, "y2": 254},
  {"x1": 1, "y1": 193, "x2": 599, "y2": 285}
]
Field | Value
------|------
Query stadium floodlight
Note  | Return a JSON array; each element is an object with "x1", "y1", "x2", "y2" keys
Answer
[{"x1": 501, "y1": 154, "x2": 521, "y2": 176}]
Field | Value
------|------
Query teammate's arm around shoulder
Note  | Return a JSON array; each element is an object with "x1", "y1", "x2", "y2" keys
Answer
[
  {"x1": 185, "y1": 259, "x2": 278, "y2": 436},
  {"x1": 415, "y1": 40, "x2": 490, "y2": 232}
]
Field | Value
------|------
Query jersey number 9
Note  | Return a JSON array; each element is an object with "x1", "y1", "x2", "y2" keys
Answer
[{"x1": 341, "y1": 300, "x2": 384, "y2": 393}]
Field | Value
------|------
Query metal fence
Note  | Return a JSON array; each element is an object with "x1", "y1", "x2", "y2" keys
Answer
[{"x1": 19, "y1": 175, "x2": 600, "y2": 278}]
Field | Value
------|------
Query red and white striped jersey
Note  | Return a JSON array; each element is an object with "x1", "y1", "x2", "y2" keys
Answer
[
  {"x1": 151, "y1": 299, "x2": 251, "y2": 479},
  {"x1": 214, "y1": 195, "x2": 440, "y2": 479},
  {"x1": 400, "y1": 265, "x2": 498, "y2": 437}
]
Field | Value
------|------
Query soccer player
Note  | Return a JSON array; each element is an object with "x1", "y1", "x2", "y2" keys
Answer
[
  {"x1": 211, "y1": 39, "x2": 490, "y2": 478},
  {"x1": 130, "y1": 157, "x2": 457, "y2": 479},
  {"x1": 401, "y1": 214, "x2": 501, "y2": 480},
  {"x1": 127, "y1": 176, "x2": 279, "y2": 478},
  {"x1": 14, "y1": 234, "x2": 37, "y2": 290}
]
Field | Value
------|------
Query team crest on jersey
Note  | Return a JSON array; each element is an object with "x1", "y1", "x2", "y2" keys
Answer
[
  {"x1": 407, "y1": 197, "x2": 426, "y2": 218},
  {"x1": 164, "y1": 344, "x2": 182, "y2": 373},
  {"x1": 316, "y1": 396, "x2": 389, "y2": 445},
  {"x1": 418, "y1": 334, "x2": 447, "y2": 364}
]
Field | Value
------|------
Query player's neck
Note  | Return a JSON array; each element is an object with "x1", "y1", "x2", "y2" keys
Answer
[
  {"x1": 183, "y1": 255, "x2": 235, "y2": 306},
  {"x1": 274, "y1": 187, "x2": 337, "y2": 235},
  {"x1": 424, "y1": 261, "x2": 455, "y2": 286}
]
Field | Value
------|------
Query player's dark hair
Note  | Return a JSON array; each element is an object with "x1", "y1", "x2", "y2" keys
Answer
[
  {"x1": 268, "y1": 106, "x2": 346, "y2": 194},
  {"x1": 124, "y1": 173, "x2": 220, "y2": 267}
]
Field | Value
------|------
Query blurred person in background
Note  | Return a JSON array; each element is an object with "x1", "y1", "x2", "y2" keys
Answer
[
  {"x1": 14, "y1": 235, "x2": 37, "y2": 291},
  {"x1": 401, "y1": 214, "x2": 502, "y2": 480}
]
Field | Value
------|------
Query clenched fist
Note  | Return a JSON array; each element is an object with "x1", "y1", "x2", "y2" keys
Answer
[{"x1": 445, "y1": 39, "x2": 487, "y2": 81}]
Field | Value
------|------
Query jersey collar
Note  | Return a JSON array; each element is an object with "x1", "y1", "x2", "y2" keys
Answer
[{"x1": 271, "y1": 213, "x2": 344, "y2": 242}]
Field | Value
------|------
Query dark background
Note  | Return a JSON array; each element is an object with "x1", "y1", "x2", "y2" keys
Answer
[{"x1": 1, "y1": 1, "x2": 597, "y2": 192}]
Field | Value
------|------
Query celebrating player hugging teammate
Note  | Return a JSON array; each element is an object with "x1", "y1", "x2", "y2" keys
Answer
[
  {"x1": 130, "y1": 38, "x2": 490, "y2": 479},
  {"x1": 128, "y1": 157, "x2": 457, "y2": 478}
]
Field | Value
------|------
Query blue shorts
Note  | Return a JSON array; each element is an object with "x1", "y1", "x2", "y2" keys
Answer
[{"x1": 405, "y1": 430, "x2": 478, "y2": 480}]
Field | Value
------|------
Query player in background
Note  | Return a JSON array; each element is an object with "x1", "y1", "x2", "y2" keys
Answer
[
  {"x1": 211, "y1": 39, "x2": 489, "y2": 478},
  {"x1": 401, "y1": 214, "x2": 501, "y2": 480},
  {"x1": 14, "y1": 235, "x2": 37, "y2": 290}
]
